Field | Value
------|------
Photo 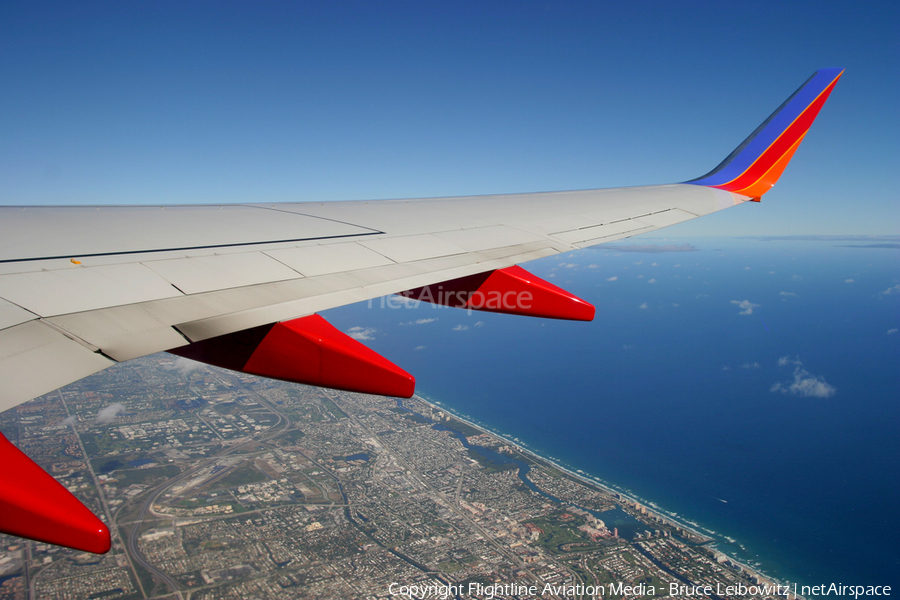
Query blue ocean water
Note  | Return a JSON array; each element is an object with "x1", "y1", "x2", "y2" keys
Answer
[{"x1": 326, "y1": 237, "x2": 900, "y2": 588}]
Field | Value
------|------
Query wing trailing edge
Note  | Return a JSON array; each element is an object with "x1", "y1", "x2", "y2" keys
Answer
[
  {"x1": 688, "y1": 68, "x2": 843, "y2": 199},
  {"x1": 168, "y1": 265, "x2": 594, "y2": 399}
]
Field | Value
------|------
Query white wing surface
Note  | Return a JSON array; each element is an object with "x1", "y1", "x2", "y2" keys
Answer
[{"x1": 0, "y1": 184, "x2": 744, "y2": 411}]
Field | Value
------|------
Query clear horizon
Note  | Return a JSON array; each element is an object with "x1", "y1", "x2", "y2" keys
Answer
[{"x1": 1, "y1": 1, "x2": 897, "y2": 236}]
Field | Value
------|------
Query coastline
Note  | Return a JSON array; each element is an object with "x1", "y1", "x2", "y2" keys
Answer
[{"x1": 412, "y1": 392, "x2": 786, "y2": 593}]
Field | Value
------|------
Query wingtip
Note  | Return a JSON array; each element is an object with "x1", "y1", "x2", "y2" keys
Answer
[
  {"x1": 688, "y1": 68, "x2": 843, "y2": 198},
  {"x1": 817, "y1": 67, "x2": 844, "y2": 77}
]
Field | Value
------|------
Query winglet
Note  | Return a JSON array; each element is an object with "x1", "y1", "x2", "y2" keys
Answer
[{"x1": 688, "y1": 68, "x2": 843, "y2": 198}]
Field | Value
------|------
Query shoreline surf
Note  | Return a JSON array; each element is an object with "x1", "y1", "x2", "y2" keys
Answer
[{"x1": 412, "y1": 391, "x2": 785, "y2": 591}]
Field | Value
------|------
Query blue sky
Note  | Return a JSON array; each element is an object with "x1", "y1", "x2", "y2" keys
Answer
[{"x1": 1, "y1": 1, "x2": 897, "y2": 235}]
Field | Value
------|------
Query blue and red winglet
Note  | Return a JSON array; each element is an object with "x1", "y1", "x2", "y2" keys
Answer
[{"x1": 688, "y1": 68, "x2": 843, "y2": 199}]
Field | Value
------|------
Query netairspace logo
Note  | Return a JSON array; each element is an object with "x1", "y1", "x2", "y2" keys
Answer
[
  {"x1": 672, "y1": 583, "x2": 892, "y2": 599},
  {"x1": 369, "y1": 287, "x2": 534, "y2": 314},
  {"x1": 796, "y1": 583, "x2": 892, "y2": 598}
]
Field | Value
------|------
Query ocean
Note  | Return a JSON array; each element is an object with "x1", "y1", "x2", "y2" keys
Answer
[{"x1": 325, "y1": 236, "x2": 900, "y2": 589}]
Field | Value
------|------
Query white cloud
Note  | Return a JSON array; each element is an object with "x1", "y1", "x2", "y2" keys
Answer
[
  {"x1": 400, "y1": 318, "x2": 438, "y2": 326},
  {"x1": 879, "y1": 284, "x2": 900, "y2": 295},
  {"x1": 741, "y1": 362, "x2": 761, "y2": 369},
  {"x1": 474, "y1": 321, "x2": 484, "y2": 328},
  {"x1": 452, "y1": 324, "x2": 469, "y2": 331},
  {"x1": 638, "y1": 302, "x2": 648, "y2": 310},
  {"x1": 346, "y1": 326, "x2": 376, "y2": 340},
  {"x1": 779, "y1": 292, "x2": 797, "y2": 297},
  {"x1": 792, "y1": 275, "x2": 803, "y2": 281},
  {"x1": 743, "y1": 266, "x2": 751, "y2": 270},
  {"x1": 60, "y1": 415, "x2": 78, "y2": 427},
  {"x1": 559, "y1": 262, "x2": 577, "y2": 269},
  {"x1": 778, "y1": 356, "x2": 803, "y2": 367},
  {"x1": 96, "y1": 403, "x2": 126, "y2": 424},
  {"x1": 888, "y1": 329, "x2": 898, "y2": 335},
  {"x1": 166, "y1": 357, "x2": 204, "y2": 376},
  {"x1": 647, "y1": 278, "x2": 656, "y2": 284},
  {"x1": 394, "y1": 296, "x2": 420, "y2": 307},
  {"x1": 771, "y1": 367, "x2": 836, "y2": 398},
  {"x1": 414, "y1": 345, "x2": 426, "y2": 351},
  {"x1": 606, "y1": 276, "x2": 618, "y2": 282},
  {"x1": 845, "y1": 279, "x2": 855, "y2": 283},
  {"x1": 731, "y1": 300, "x2": 760, "y2": 315},
  {"x1": 587, "y1": 264, "x2": 600, "y2": 269}
]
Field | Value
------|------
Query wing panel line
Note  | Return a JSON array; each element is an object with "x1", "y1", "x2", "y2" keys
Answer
[{"x1": 0, "y1": 231, "x2": 385, "y2": 264}]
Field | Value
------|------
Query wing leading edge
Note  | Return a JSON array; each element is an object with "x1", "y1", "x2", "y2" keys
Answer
[{"x1": 0, "y1": 70, "x2": 842, "y2": 553}]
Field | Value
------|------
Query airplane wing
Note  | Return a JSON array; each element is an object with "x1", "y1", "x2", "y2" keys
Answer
[{"x1": 0, "y1": 69, "x2": 843, "y2": 553}]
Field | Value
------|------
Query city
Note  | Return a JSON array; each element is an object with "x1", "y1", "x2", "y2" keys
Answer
[{"x1": 1, "y1": 354, "x2": 789, "y2": 600}]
